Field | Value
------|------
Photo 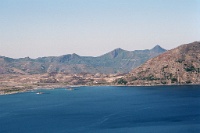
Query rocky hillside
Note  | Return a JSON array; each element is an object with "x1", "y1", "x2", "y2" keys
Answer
[
  {"x1": 0, "y1": 45, "x2": 166, "y2": 74},
  {"x1": 120, "y1": 42, "x2": 200, "y2": 85}
]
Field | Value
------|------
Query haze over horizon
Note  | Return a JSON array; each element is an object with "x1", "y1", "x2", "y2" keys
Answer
[{"x1": 1, "y1": 0, "x2": 200, "y2": 58}]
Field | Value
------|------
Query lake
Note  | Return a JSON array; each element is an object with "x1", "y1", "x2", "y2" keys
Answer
[{"x1": 0, "y1": 86, "x2": 200, "y2": 133}]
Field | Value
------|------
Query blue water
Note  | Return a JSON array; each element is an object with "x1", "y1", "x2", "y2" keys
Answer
[{"x1": 0, "y1": 86, "x2": 200, "y2": 133}]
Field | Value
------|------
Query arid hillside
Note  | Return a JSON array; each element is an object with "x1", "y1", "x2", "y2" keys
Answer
[{"x1": 120, "y1": 42, "x2": 200, "y2": 85}]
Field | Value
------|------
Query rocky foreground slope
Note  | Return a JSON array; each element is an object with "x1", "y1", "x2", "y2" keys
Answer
[{"x1": 119, "y1": 42, "x2": 200, "y2": 85}]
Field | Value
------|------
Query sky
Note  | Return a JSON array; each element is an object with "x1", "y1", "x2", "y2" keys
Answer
[{"x1": 0, "y1": 0, "x2": 200, "y2": 58}]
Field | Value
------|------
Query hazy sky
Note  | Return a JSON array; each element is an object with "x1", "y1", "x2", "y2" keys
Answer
[{"x1": 1, "y1": 0, "x2": 200, "y2": 58}]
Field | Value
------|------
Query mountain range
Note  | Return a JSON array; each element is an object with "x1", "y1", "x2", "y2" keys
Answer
[
  {"x1": 0, "y1": 45, "x2": 166, "y2": 74},
  {"x1": 1, "y1": 41, "x2": 200, "y2": 94}
]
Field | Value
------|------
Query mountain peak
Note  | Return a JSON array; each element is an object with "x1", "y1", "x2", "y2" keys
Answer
[
  {"x1": 151, "y1": 45, "x2": 166, "y2": 53},
  {"x1": 113, "y1": 48, "x2": 125, "y2": 52},
  {"x1": 110, "y1": 48, "x2": 126, "y2": 58},
  {"x1": 71, "y1": 53, "x2": 79, "y2": 57}
]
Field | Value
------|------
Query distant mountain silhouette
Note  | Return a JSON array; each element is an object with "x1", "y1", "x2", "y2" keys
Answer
[
  {"x1": 0, "y1": 45, "x2": 166, "y2": 74},
  {"x1": 151, "y1": 45, "x2": 166, "y2": 53}
]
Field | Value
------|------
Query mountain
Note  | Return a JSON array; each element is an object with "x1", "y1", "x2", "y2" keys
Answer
[
  {"x1": 120, "y1": 42, "x2": 200, "y2": 85},
  {"x1": 150, "y1": 45, "x2": 166, "y2": 53},
  {"x1": 0, "y1": 45, "x2": 166, "y2": 74}
]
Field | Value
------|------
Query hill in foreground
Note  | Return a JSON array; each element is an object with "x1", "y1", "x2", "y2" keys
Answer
[{"x1": 118, "y1": 42, "x2": 200, "y2": 85}]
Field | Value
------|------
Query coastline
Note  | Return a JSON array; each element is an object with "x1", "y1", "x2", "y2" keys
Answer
[{"x1": 1, "y1": 83, "x2": 200, "y2": 96}]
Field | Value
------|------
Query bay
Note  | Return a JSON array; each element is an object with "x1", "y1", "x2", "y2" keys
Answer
[{"x1": 0, "y1": 85, "x2": 200, "y2": 133}]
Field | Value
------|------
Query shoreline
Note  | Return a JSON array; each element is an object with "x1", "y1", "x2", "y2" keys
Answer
[{"x1": 1, "y1": 83, "x2": 200, "y2": 96}]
